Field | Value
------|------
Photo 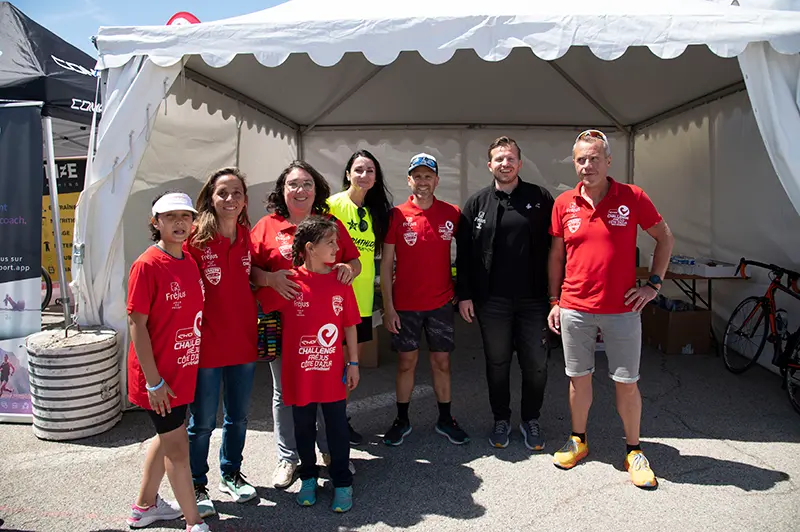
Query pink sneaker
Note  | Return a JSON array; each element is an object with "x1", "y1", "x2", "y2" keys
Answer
[{"x1": 126, "y1": 494, "x2": 182, "y2": 528}]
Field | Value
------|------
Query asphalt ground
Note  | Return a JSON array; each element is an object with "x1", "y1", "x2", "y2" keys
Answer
[{"x1": 1, "y1": 319, "x2": 799, "y2": 532}]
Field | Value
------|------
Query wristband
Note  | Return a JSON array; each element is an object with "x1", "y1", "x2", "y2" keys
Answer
[
  {"x1": 347, "y1": 361, "x2": 359, "y2": 366},
  {"x1": 146, "y1": 378, "x2": 165, "y2": 392},
  {"x1": 549, "y1": 297, "x2": 559, "y2": 306},
  {"x1": 646, "y1": 281, "x2": 661, "y2": 293}
]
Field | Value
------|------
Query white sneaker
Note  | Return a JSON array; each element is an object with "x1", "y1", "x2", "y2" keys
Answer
[
  {"x1": 272, "y1": 460, "x2": 297, "y2": 489},
  {"x1": 126, "y1": 494, "x2": 182, "y2": 528},
  {"x1": 321, "y1": 453, "x2": 356, "y2": 475},
  {"x1": 186, "y1": 522, "x2": 210, "y2": 532}
]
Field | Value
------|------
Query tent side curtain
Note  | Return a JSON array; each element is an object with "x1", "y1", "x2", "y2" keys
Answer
[
  {"x1": 72, "y1": 58, "x2": 181, "y2": 329},
  {"x1": 739, "y1": 42, "x2": 800, "y2": 217}
]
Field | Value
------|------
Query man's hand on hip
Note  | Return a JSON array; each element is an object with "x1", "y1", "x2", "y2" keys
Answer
[{"x1": 625, "y1": 285, "x2": 659, "y2": 312}]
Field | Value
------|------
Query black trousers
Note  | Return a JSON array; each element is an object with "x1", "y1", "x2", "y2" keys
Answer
[
  {"x1": 475, "y1": 296, "x2": 548, "y2": 422},
  {"x1": 292, "y1": 399, "x2": 352, "y2": 487}
]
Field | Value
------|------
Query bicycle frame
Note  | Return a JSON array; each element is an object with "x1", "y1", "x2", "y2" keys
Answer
[{"x1": 737, "y1": 259, "x2": 800, "y2": 367}]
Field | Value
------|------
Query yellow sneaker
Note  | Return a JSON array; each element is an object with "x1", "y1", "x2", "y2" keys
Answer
[
  {"x1": 624, "y1": 450, "x2": 658, "y2": 489},
  {"x1": 553, "y1": 435, "x2": 589, "y2": 469}
]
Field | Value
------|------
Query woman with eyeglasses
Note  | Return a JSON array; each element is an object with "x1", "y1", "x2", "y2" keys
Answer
[
  {"x1": 327, "y1": 150, "x2": 394, "y2": 444},
  {"x1": 250, "y1": 160, "x2": 362, "y2": 490}
]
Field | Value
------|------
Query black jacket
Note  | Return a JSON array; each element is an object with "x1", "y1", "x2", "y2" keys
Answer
[{"x1": 455, "y1": 178, "x2": 554, "y2": 303}]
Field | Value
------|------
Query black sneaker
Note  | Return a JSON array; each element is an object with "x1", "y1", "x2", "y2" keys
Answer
[
  {"x1": 489, "y1": 419, "x2": 511, "y2": 448},
  {"x1": 348, "y1": 417, "x2": 363, "y2": 446},
  {"x1": 194, "y1": 484, "x2": 216, "y2": 519},
  {"x1": 519, "y1": 418, "x2": 546, "y2": 451},
  {"x1": 435, "y1": 417, "x2": 470, "y2": 445},
  {"x1": 383, "y1": 418, "x2": 412, "y2": 446}
]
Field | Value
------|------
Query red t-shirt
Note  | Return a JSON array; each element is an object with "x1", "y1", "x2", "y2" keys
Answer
[
  {"x1": 385, "y1": 197, "x2": 459, "y2": 311},
  {"x1": 550, "y1": 178, "x2": 662, "y2": 314},
  {"x1": 250, "y1": 213, "x2": 360, "y2": 271},
  {"x1": 185, "y1": 224, "x2": 257, "y2": 368},
  {"x1": 127, "y1": 245, "x2": 205, "y2": 409},
  {"x1": 255, "y1": 267, "x2": 360, "y2": 407}
]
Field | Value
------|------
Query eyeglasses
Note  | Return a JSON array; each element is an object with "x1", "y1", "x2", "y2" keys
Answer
[
  {"x1": 285, "y1": 181, "x2": 314, "y2": 192},
  {"x1": 576, "y1": 129, "x2": 608, "y2": 143},
  {"x1": 357, "y1": 207, "x2": 368, "y2": 232}
]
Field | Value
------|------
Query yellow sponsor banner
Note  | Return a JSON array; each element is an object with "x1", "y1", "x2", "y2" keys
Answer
[
  {"x1": 41, "y1": 192, "x2": 79, "y2": 283},
  {"x1": 41, "y1": 158, "x2": 85, "y2": 284}
]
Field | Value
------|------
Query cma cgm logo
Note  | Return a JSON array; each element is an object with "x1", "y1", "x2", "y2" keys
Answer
[
  {"x1": 52, "y1": 55, "x2": 98, "y2": 77},
  {"x1": 71, "y1": 99, "x2": 102, "y2": 113}
]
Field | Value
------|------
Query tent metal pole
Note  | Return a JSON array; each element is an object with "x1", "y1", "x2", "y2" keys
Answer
[
  {"x1": 43, "y1": 116, "x2": 72, "y2": 328},
  {"x1": 297, "y1": 128, "x2": 305, "y2": 160},
  {"x1": 302, "y1": 66, "x2": 385, "y2": 135},
  {"x1": 547, "y1": 62, "x2": 629, "y2": 134},
  {"x1": 632, "y1": 81, "x2": 746, "y2": 133},
  {"x1": 627, "y1": 132, "x2": 635, "y2": 185},
  {"x1": 184, "y1": 68, "x2": 299, "y2": 130},
  {"x1": 310, "y1": 123, "x2": 611, "y2": 132}
]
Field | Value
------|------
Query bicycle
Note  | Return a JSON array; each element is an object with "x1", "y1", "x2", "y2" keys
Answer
[
  {"x1": 721, "y1": 258, "x2": 800, "y2": 414},
  {"x1": 41, "y1": 266, "x2": 53, "y2": 311}
]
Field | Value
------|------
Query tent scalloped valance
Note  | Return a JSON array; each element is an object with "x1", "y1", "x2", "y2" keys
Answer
[{"x1": 95, "y1": 8, "x2": 800, "y2": 70}]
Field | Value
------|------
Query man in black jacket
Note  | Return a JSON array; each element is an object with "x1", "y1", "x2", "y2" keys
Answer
[{"x1": 456, "y1": 136, "x2": 554, "y2": 451}]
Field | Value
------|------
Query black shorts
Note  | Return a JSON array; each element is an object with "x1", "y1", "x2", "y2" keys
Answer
[
  {"x1": 392, "y1": 303, "x2": 455, "y2": 353},
  {"x1": 344, "y1": 317, "x2": 373, "y2": 345},
  {"x1": 146, "y1": 404, "x2": 188, "y2": 434}
]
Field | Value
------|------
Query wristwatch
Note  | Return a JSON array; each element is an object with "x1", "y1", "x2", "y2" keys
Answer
[{"x1": 647, "y1": 274, "x2": 662, "y2": 292}]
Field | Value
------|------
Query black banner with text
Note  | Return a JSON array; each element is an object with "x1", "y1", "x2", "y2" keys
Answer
[{"x1": 0, "y1": 105, "x2": 41, "y2": 421}]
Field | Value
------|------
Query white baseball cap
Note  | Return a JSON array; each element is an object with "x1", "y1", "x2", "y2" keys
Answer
[{"x1": 151, "y1": 192, "x2": 198, "y2": 216}]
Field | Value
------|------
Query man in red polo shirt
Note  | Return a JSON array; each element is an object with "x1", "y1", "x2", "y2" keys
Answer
[
  {"x1": 380, "y1": 153, "x2": 469, "y2": 446},
  {"x1": 547, "y1": 129, "x2": 674, "y2": 489}
]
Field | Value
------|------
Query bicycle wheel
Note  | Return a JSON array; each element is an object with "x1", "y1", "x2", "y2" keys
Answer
[
  {"x1": 783, "y1": 333, "x2": 800, "y2": 415},
  {"x1": 722, "y1": 296, "x2": 769, "y2": 374},
  {"x1": 41, "y1": 267, "x2": 53, "y2": 311}
]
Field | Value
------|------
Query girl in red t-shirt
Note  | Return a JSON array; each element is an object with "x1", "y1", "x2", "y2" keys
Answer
[
  {"x1": 126, "y1": 191, "x2": 210, "y2": 532},
  {"x1": 257, "y1": 215, "x2": 361, "y2": 513}
]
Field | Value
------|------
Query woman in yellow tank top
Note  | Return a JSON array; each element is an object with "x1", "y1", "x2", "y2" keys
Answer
[{"x1": 327, "y1": 150, "x2": 393, "y2": 444}]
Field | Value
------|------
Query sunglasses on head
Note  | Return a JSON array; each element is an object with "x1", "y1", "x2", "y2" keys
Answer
[
  {"x1": 576, "y1": 129, "x2": 608, "y2": 143},
  {"x1": 357, "y1": 207, "x2": 368, "y2": 232}
]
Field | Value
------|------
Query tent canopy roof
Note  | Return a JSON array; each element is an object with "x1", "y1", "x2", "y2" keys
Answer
[
  {"x1": 0, "y1": 2, "x2": 99, "y2": 124},
  {"x1": 94, "y1": 0, "x2": 800, "y2": 130}
]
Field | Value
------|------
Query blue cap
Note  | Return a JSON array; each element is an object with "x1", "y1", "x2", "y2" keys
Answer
[{"x1": 408, "y1": 153, "x2": 438, "y2": 175}]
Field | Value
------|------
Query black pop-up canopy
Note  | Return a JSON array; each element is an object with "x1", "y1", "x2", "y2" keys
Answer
[{"x1": 0, "y1": 1, "x2": 99, "y2": 125}]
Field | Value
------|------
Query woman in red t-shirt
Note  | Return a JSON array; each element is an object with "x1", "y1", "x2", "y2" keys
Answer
[
  {"x1": 126, "y1": 191, "x2": 210, "y2": 532},
  {"x1": 184, "y1": 168, "x2": 258, "y2": 517},
  {"x1": 256, "y1": 215, "x2": 361, "y2": 513},
  {"x1": 250, "y1": 161, "x2": 361, "y2": 490}
]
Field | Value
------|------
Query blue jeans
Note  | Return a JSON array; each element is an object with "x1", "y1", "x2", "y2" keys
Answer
[{"x1": 188, "y1": 362, "x2": 256, "y2": 486}]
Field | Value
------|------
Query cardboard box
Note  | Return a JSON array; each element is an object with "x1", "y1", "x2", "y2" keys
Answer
[
  {"x1": 360, "y1": 328, "x2": 379, "y2": 368},
  {"x1": 641, "y1": 303, "x2": 711, "y2": 355}
]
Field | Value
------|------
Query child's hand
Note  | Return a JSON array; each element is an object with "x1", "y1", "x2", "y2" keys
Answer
[
  {"x1": 347, "y1": 365, "x2": 360, "y2": 391},
  {"x1": 148, "y1": 382, "x2": 176, "y2": 417}
]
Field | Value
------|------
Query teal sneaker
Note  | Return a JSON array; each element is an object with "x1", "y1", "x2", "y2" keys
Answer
[
  {"x1": 296, "y1": 478, "x2": 317, "y2": 507},
  {"x1": 219, "y1": 471, "x2": 257, "y2": 503},
  {"x1": 332, "y1": 486, "x2": 353, "y2": 513}
]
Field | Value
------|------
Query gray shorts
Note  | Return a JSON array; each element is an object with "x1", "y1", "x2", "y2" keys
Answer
[{"x1": 560, "y1": 308, "x2": 642, "y2": 384}]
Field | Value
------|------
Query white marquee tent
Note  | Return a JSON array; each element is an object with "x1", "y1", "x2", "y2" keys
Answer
[{"x1": 74, "y1": 0, "x2": 800, "y2": 362}]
